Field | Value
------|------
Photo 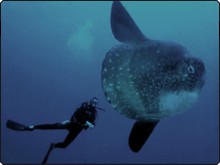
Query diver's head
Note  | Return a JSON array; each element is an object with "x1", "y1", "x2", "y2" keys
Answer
[{"x1": 90, "y1": 97, "x2": 98, "y2": 107}]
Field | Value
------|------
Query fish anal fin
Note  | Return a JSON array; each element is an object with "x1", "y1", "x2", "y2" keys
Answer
[{"x1": 129, "y1": 120, "x2": 159, "y2": 152}]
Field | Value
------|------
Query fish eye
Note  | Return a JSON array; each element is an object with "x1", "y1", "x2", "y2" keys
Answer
[{"x1": 187, "y1": 65, "x2": 195, "y2": 74}]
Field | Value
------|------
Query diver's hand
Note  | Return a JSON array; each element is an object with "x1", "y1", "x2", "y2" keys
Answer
[{"x1": 85, "y1": 121, "x2": 94, "y2": 128}]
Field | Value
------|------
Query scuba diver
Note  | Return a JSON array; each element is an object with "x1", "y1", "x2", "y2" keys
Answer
[{"x1": 6, "y1": 97, "x2": 105, "y2": 164}]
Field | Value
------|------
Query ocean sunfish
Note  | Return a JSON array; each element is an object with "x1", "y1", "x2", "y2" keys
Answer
[{"x1": 101, "y1": 1, "x2": 206, "y2": 152}]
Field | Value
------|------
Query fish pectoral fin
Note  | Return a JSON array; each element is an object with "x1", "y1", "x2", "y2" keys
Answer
[
  {"x1": 111, "y1": 1, "x2": 148, "y2": 44},
  {"x1": 129, "y1": 120, "x2": 159, "y2": 152}
]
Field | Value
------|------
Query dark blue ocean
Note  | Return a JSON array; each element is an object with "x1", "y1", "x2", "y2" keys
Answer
[{"x1": 1, "y1": 1, "x2": 219, "y2": 164}]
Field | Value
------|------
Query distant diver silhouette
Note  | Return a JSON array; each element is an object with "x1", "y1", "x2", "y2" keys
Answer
[{"x1": 7, "y1": 97, "x2": 105, "y2": 164}]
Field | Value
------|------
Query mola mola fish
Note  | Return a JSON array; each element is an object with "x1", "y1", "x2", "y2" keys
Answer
[{"x1": 101, "y1": 1, "x2": 205, "y2": 152}]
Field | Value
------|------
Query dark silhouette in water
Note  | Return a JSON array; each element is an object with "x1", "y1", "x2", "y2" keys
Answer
[{"x1": 7, "y1": 97, "x2": 102, "y2": 164}]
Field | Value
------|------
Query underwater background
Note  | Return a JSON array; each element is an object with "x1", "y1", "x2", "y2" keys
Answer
[{"x1": 1, "y1": 1, "x2": 219, "y2": 164}]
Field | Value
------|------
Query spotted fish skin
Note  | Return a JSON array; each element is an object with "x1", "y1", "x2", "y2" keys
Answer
[{"x1": 101, "y1": 39, "x2": 205, "y2": 121}]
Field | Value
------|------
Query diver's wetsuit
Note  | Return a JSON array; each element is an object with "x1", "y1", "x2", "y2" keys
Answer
[{"x1": 33, "y1": 102, "x2": 97, "y2": 148}]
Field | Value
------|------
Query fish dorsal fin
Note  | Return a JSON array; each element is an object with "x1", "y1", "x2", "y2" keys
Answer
[{"x1": 111, "y1": 1, "x2": 148, "y2": 44}]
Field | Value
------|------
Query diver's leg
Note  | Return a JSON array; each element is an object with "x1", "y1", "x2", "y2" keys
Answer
[
  {"x1": 42, "y1": 143, "x2": 55, "y2": 164},
  {"x1": 54, "y1": 123, "x2": 83, "y2": 149},
  {"x1": 31, "y1": 120, "x2": 71, "y2": 130},
  {"x1": 41, "y1": 123, "x2": 82, "y2": 163}
]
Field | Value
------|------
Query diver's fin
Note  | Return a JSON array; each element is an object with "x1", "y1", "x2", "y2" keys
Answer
[
  {"x1": 42, "y1": 143, "x2": 54, "y2": 164},
  {"x1": 111, "y1": 1, "x2": 148, "y2": 44},
  {"x1": 129, "y1": 120, "x2": 159, "y2": 152},
  {"x1": 6, "y1": 120, "x2": 33, "y2": 131}
]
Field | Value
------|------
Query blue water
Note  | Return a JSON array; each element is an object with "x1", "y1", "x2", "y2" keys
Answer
[{"x1": 1, "y1": 1, "x2": 219, "y2": 164}]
